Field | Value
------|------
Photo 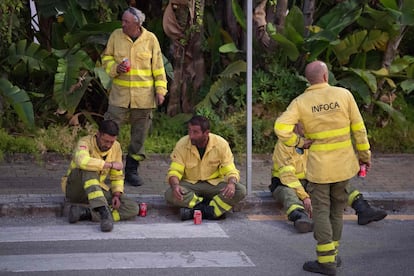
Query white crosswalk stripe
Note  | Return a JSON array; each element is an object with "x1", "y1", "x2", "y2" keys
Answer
[
  {"x1": 0, "y1": 251, "x2": 255, "y2": 272},
  {"x1": 0, "y1": 222, "x2": 255, "y2": 272},
  {"x1": 0, "y1": 222, "x2": 228, "y2": 242}
]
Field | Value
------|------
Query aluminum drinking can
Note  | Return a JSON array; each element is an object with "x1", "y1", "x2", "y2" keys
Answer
[
  {"x1": 193, "y1": 210, "x2": 202, "y2": 224},
  {"x1": 139, "y1": 202, "x2": 147, "y2": 217},
  {"x1": 358, "y1": 164, "x2": 367, "y2": 178},
  {"x1": 122, "y1": 58, "x2": 131, "y2": 72}
]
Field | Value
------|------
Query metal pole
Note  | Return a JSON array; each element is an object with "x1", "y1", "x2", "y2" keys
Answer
[{"x1": 246, "y1": 0, "x2": 253, "y2": 195}]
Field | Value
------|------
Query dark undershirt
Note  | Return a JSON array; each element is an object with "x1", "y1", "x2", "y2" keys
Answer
[{"x1": 197, "y1": 147, "x2": 206, "y2": 159}]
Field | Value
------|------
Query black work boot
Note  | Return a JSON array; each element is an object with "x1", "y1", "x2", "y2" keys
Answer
[
  {"x1": 125, "y1": 155, "x2": 144, "y2": 186},
  {"x1": 352, "y1": 195, "x2": 387, "y2": 225},
  {"x1": 288, "y1": 209, "x2": 313, "y2": 233},
  {"x1": 180, "y1": 202, "x2": 226, "y2": 221},
  {"x1": 95, "y1": 206, "x2": 113, "y2": 232},
  {"x1": 180, "y1": 207, "x2": 194, "y2": 221},
  {"x1": 303, "y1": 261, "x2": 336, "y2": 275},
  {"x1": 68, "y1": 205, "x2": 91, "y2": 223},
  {"x1": 200, "y1": 202, "x2": 227, "y2": 220}
]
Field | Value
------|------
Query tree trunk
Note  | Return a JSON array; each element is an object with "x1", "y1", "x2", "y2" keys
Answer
[
  {"x1": 163, "y1": 0, "x2": 206, "y2": 116},
  {"x1": 302, "y1": 0, "x2": 315, "y2": 37}
]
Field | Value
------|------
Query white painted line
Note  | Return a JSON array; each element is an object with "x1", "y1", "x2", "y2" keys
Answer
[
  {"x1": 0, "y1": 251, "x2": 255, "y2": 272},
  {"x1": 0, "y1": 222, "x2": 228, "y2": 242}
]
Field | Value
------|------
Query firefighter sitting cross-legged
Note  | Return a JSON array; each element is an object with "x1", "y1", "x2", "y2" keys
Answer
[
  {"x1": 164, "y1": 115, "x2": 247, "y2": 221},
  {"x1": 269, "y1": 123, "x2": 387, "y2": 234},
  {"x1": 62, "y1": 120, "x2": 139, "y2": 232}
]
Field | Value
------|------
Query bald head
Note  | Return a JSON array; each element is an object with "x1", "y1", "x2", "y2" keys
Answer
[{"x1": 305, "y1": 61, "x2": 329, "y2": 85}]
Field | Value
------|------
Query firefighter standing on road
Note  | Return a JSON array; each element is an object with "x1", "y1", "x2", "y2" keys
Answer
[
  {"x1": 62, "y1": 120, "x2": 139, "y2": 232},
  {"x1": 274, "y1": 60, "x2": 372, "y2": 275},
  {"x1": 270, "y1": 123, "x2": 386, "y2": 234},
  {"x1": 102, "y1": 7, "x2": 168, "y2": 187}
]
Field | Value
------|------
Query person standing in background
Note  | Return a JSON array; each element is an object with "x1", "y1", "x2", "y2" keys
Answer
[
  {"x1": 274, "y1": 60, "x2": 371, "y2": 275},
  {"x1": 102, "y1": 7, "x2": 168, "y2": 186}
]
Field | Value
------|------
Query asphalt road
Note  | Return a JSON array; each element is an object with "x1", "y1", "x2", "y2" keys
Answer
[{"x1": 1, "y1": 212, "x2": 413, "y2": 276}]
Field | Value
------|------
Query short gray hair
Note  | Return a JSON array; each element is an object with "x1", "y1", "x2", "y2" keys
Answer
[{"x1": 126, "y1": 7, "x2": 146, "y2": 24}]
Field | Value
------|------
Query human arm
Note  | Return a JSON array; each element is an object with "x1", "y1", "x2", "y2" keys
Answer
[
  {"x1": 217, "y1": 138, "x2": 240, "y2": 198},
  {"x1": 348, "y1": 92, "x2": 371, "y2": 169},
  {"x1": 73, "y1": 137, "x2": 108, "y2": 171},
  {"x1": 273, "y1": 140, "x2": 311, "y2": 206},
  {"x1": 151, "y1": 33, "x2": 168, "y2": 97},
  {"x1": 166, "y1": 141, "x2": 187, "y2": 201}
]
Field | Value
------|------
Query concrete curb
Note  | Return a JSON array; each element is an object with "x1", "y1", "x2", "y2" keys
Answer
[{"x1": 2, "y1": 191, "x2": 414, "y2": 218}]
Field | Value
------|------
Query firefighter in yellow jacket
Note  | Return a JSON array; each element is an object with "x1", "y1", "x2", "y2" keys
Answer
[
  {"x1": 102, "y1": 7, "x2": 168, "y2": 187},
  {"x1": 274, "y1": 61, "x2": 371, "y2": 275},
  {"x1": 270, "y1": 124, "x2": 387, "y2": 234},
  {"x1": 270, "y1": 124, "x2": 314, "y2": 233},
  {"x1": 63, "y1": 120, "x2": 139, "y2": 232},
  {"x1": 164, "y1": 115, "x2": 246, "y2": 220}
]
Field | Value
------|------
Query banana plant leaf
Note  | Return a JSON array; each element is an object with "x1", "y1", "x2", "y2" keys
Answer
[
  {"x1": 53, "y1": 46, "x2": 95, "y2": 115},
  {"x1": 0, "y1": 79, "x2": 34, "y2": 127}
]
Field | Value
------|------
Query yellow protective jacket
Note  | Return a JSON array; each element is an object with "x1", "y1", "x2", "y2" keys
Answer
[
  {"x1": 102, "y1": 28, "x2": 167, "y2": 109},
  {"x1": 63, "y1": 135, "x2": 124, "y2": 194},
  {"x1": 167, "y1": 133, "x2": 240, "y2": 186},
  {"x1": 274, "y1": 83, "x2": 371, "y2": 183},
  {"x1": 272, "y1": 140, "x2": 310, "y2": 200}
]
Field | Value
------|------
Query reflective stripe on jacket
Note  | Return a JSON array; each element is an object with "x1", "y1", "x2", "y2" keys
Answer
[
  {"x1": 65, "y1": 135, "x2": 124, "y2": 194},
  {"x1": 102, "y1": 28, "x2": 167, "y2": 109},
  {"x1": 274, "y1": 83, "x2": 371, "y2": 183},
  {"x1": 167, "y1": 134, "x2": 240, "y2": 186},
  {"x1": 272, "y1": 140, "x2": 309, "y2": 200}
]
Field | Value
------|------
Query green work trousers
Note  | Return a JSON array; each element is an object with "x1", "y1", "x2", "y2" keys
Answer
[
  {"x1": 346, "y1": 185, "x2": 361, "y2": 206},
  {"x1": 307, "y1": 180, "x2": 349, "y2": 245},
  {"x1": 104, "y1": 105, "x2": 152, "y2": 160},
  {"x1": 272, "y1": 183, "x2": 306, "y2": 216},
  {"x1": 66, "y1": 169, "x2": 139, "y2": 221}
]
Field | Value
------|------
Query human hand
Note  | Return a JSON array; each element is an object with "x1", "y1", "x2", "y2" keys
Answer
[
  {"x1": 117, "y1": 61, "x2": 130, "y2": 73},
  {"x1": 302, "y1": 138, "x2": 313, "y2": 149},
  {"x1": 156, "y1": 94, "x2": 165, "y2": 106},
  {"x1": 303, "y1": 197, "x2": 312, "y2": 218},
  {"x1": 112, "y1": 194, "x2": 121, "y2": 210},
  {"x1": 172, "y1": 184, "x2": 184, "y2": 201},
  {"x1": 360, "y1": 160, "x2": 371, "y2": 172},
  {"x1": 110, "y1": 162, "x2": 123, "y2": 171},
  {"x1": 221, "y1": 182, "x2": 236, "y2": 199}
]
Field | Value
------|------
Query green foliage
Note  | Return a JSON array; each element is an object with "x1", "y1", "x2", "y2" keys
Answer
[
  {"x1": 35, "y1": 124, "x2": 91, "y2": 155},
  {"x1": 52, "y1": 45, "x2": 96, "y2": 115},
  {"x1": 368, "y1": 122, "x2": 414, "y2": 153},
  {"x1": 0, "y1": 128, "x2": 38, "y2": 156},
  {"x1": 0, "y1": 78, "x2": 34, "y2": 128},
  {"x1": 144, "y1": 112, "x2": 191, "y2": 154},
  {"x1": 0, "y1": 0, "x2": 25, "y2": 55},
  {"x1": 252, "y1": 63, "x2": 307, "y2": 109}
]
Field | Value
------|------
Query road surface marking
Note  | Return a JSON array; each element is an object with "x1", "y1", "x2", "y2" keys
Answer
[
  {"x1": 0, "y1": 251, "x2": 255, "y2": 272},
  {"x1": 247, "y1": 214, "x2": 414, "y2": 221},
  {"x1": 0, "y1": 222, "x2": 228, "y2": 243}
]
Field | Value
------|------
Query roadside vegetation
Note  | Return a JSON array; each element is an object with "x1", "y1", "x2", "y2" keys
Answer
[{"x1": 1, "y1": 0, "x2": 414, "y2": 161}]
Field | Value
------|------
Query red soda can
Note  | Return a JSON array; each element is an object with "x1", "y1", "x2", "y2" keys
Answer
[
  {"x1": 358, "y1": 164, "x2": 367, "y2": 178},
  {"x1": 122, "y1": 58, "x2": 131, "y2": 72},
  {"x1": 139, "y1": 202, "x2": 147, "y2": 217},
  {"x1": 193, "y1": 210, "x2": 202, "y2": 224}
]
